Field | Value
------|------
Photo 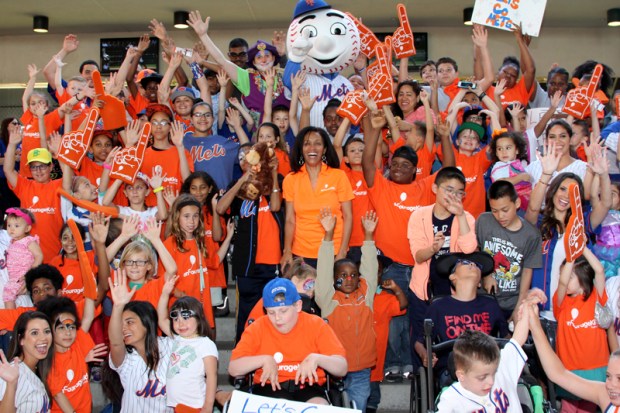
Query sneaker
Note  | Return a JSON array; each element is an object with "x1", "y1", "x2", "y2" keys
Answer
[
  {"x1": 384, "y1": 371, "x2": 403, "y2": 383},
  {"x1": 90, "y1": 366, "x2": 102, "y2": 383},
  {"x1": 214, "y1": 296, "x2": 229, "y2": 317},
  {"x1": 402, "y1": 371, "x2": 414, "y2": 380}
]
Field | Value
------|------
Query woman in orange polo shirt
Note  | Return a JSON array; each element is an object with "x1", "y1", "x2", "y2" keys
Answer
[{"x1": 281, "y1": 127, "x2": 354, "y2": 268}]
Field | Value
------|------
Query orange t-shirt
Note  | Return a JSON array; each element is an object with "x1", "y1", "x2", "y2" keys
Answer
[
  {"x1": 282, "y1": 164, "x2": 354, "y2": 258},
  {"x1": 438, "y1": 146, "x2": 491, "y2": 218},
  {"x1": 553, "y1": 288, "x2": 609, "y2": 371},
  {"x1": 161, "y1": 237, "x2": 216, "y2": 328},
  {"x1": 78, "y1": 158, "x2": 128, "y2": 207},
  {"x1": 49, "y1": 252, "x2": 98, "y2": 303},
  {"x1": 204, "y1": 211, "x2": 226, "y2": 288},
  {"x1": 340, "y1": 161, "x2": 373, "y2": 247},
  {"x1": 371, "y1": 291, "x2": 406, "y2": 382},
  {"x1": 275, "y1": 148, "x2": 291, "y2": 177},
  {"x1": 255, "y1": 197, "x2": 282, "y2": 264},
  {"x1": 140, "y1": 146, "x2": 194, "y2": 207},
  {"x1": 19, "y1": 110, "x2": 64, "y2": 178},
  {"x1": 10, "y1": 175, "x2": 63, "y2": 262},
  {"x1": 487, "y1": 76, "x2": 533, "y2": 109},
  {"x1": 232, "y1": 311, "x2": 346, "y2": 386},
  {"x1": 129, "y1": 93, "x2": 149, "y2": 116},
  {"x1": 48, "y1": 329, "x2": 94, "y2": 413},
  {"x1": 368, "y1": 172, "x2": 435, "y2": 265}
]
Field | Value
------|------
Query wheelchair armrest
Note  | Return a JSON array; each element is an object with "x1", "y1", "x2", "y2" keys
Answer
[{"x1": 233, "y1": 376, "x2": 248, "y2": 390}]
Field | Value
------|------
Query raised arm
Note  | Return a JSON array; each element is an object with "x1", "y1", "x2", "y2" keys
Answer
[
  {"x1": 158, "y1": 52, "x2": 184, "y2": 105},
  {"x1": 157, "y1": 275, "x2": 178, "y2": 337},
  {"x1": 332, "y1": 117, "x2": 351, "y2": 162},
  {"x1": 169, "y1": 121, "x2": 192, "y2": 181},
  {"x1": 419, "y1": 90, "x2": 435, "y2": 151},
  {"x1": 141, "y1": 218, "x2": 177, "y2": 277},
  {"x1": 108, "y1": 269, "x2": 137, "y2": 367},
  {"x1": 22, "y1": 65, "x2": 40, "y2": 113},
  {"x1": 42, "y1": 34, "x2": 79, "y2": 88},
  {"x1": 225, "y1": 107, "x2": 251, "y2": 145},
  {"x1": 587, "y1": 142, "x2": 612, "y2": 229},
  {"x1": 216, "y1": 70, "x2": 228, "y2": 129},
  {"x1": 362, "y1": 98, "x2": 383, "y2": 188},
  {"x1": 288, "y1": 71, "x2": 306, "y2": 136},
  {"x1": 514, "y1": 25, "x2": 536, "y2": 93},
  {"x1": 524, "y1": 142, "x2": 561, "y2": 224},
  {"x1": 188, "y1": 11, "x2": 240, "y2": 83},
  {"x1": 228, "y1": 97, "x2": 254, "y2": 135},
  {"x1": 471, "y1": 25, "x2": 494, "y2": 92},
  {"x1": 533, "y1": 91, "x2": 562, "y2": 138},
  {"x1": 89, "y1": 212, "x2": 111, "y2": 309},
  {"x1": 262, "y1": 68, "x2": 276, "y2": 123}
]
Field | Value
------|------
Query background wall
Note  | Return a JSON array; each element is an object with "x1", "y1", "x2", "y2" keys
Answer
[{"x1": 0, "y1": 25, "x2": 617, "y2": 85}]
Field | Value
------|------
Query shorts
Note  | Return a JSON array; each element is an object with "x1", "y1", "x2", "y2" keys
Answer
[
  {"x1": 250, "y1": 381, "x2": 327, "y2": 403},
  {"x1": 3, "y1": 279, "x2": 23, "y2": 302}
]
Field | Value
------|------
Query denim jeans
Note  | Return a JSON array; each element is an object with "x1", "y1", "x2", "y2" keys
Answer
[
  {"x1": 367, "y1": 381, "x2": 381, "y2": 409},
  {"x1": 383, "y1": 262, "x2": 413, "y2": 374},
  {"x1": 408, "y1": 289, "x2": 430, "y2": 371},
  {"x1": 344, "y1": 368, "x2": 371, "y2": 411}
]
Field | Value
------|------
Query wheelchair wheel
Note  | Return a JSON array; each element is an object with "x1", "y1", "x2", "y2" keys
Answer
[
  {"x1": 328, "y1": 387, "x2": 343, "y2": 407},
  {"x1": 341, "y1": 391, "x2": 351, "y2": 409},
  {"x1": 419, "y1": 366, "x2": 428, "y2": 413}
]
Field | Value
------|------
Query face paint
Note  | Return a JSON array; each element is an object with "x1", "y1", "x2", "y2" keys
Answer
[
  {"x1": 302, "y1": 279, "x2": 315, "y2": 291},
  {"x1": 287, "y1": 8, "x2": 360, "y2": 75}
]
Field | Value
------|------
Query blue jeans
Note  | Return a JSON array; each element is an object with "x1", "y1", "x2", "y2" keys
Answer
[
  {"x1": 408, "y1": 289, "x2": 429, "y2": 371},
  {"x1": 344, "y1": 368, "x2": 371, "y2": 411},
  {"x1": 367, "y1": 381, "x2": 381, "y2": 409},
  {"x1": 383, "y1": 262, "x2": 413, "y2": 374}
]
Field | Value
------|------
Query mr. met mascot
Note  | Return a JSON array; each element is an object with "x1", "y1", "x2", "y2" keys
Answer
[{"x1": 284, "y1": 0, "x2": 360, "y2": 127}]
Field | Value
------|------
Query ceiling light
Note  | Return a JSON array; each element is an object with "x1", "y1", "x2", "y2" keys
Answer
[
  {"x1": 33, "y1": 16, "x2": 49, "y2": 33},
  {"x1": 174, "y1": 11, "x2": 190, "y2": 29},
  {"x1": 608, "y1": 8, "x2": 620, "y2": 27},
  {"x1": 463, "y1": 8, "x2": 474, "y2": 26}
]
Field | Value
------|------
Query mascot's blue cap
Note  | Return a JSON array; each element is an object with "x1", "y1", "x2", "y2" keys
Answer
[{"x1": 293, "y1": 0, "x2": 332, "y2": 19}]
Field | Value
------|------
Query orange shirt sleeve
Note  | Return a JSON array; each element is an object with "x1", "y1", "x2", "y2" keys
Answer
[{"x1": 0, "y1": 308, "x2": 31, "y2": 330}]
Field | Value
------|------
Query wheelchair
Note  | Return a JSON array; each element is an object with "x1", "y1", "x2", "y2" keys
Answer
[
  {"x1": 221, "y1": 372, "x2": 357, "y2": 412},
  {"x1": 410, "y1": 318, "x2": 557, "y2": 413}
]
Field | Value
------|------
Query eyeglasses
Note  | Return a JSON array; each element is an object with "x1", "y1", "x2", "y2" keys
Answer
[
  {"x1": 10, "y1": 120, "x2": 21, "y2": 126},
  {"x1": 455, "y1": 259, "x2": 483, "y2": 271},
  {"x1": 29, "y1": 164, "x2": 50, "y2": 171},
  {"x1": 124, "y1": 259, "x2": 149, "y2": 267},
  {"x1": 440, "y1": 185, "x2": 466, "y2": 198},
  {"x1": 467, "y1": 115, "x2": 482, "y2": 122},
  {"x1": 170, "y1": 309, "x2": 197, "y2": 321},
  {"x1": 151, "y1": 120, "x2": 170, "y2": 127},
  {"x1": 193, "y1": 112, "x2": 213, "y2": 118},
  {"x1": 228, "y1": 51, "x2": 248, "y2": 58}
]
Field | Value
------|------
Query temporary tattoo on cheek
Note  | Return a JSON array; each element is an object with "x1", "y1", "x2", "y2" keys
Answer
[{"x1": 303, "y1": 279, "x2": 316, "y2": 291}]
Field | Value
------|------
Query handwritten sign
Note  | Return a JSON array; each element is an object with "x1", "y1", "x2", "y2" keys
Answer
[
  {"x1": 471, "y1": 0, "x2": 547, "y2": 37},
  {"x1": 228, "y1": 390, "x2": 361, "y2": 412}
]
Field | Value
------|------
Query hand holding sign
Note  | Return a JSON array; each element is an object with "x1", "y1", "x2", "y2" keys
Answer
[
  {"x1": 57, "y1": 108, "x2": 99, "y2": 169},
  {"x1": 109, "y1": 123, "x2": 151, "y2": 185},
  {"x1": 564, "y1": 183, "x2": 586, "y2": 262},
  {"x1": 92, "y1": 70, "x2": 127, "y2": 130},
  {"x1": 345, "y1": 13, "x2": 380, "y2": 59},
  {"x1": 337, "y1": 90, "x2": 368, "y2": 125},
  {"x1": 563, "y1": 64, "x2": 603, "y2": 120},
  {"x1": 392, "y1": 4, "x2": 416, "y2": 59}
]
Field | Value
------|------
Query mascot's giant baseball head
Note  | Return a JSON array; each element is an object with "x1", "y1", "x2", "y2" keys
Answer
[{"x1": 287, "y1": 0, "x2": 360, "y2": 75}]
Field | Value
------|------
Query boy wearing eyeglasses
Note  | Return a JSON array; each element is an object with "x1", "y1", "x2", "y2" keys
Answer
[
  {"x1": 407, "y1": 167, "x2": 478, "y2": 369},
  {"x1": 413, "y1": 251, "x2": 508, "y2": 376},
  {"x1": 476, "y1": 180, "x2": 542, "y2": 323}
]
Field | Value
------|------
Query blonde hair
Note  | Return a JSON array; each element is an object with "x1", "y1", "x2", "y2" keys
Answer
[{"x1": 119, "y1": 240, "x2": 157, "y2": 280}]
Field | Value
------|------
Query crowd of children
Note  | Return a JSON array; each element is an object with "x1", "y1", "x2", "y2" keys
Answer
[{"x1": 0, "y1": 4, "x2": 618, "y2": 413}]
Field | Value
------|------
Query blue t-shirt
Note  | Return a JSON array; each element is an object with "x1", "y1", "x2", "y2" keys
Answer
[{"x1": 183, "y1": 132, "x2": 240, "y2": 191}]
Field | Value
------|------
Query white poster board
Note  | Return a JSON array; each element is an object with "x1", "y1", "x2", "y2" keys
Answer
[
  {"x1": 228, "y1": 390, "x2": 361, "y2": 412},
  {"x1": 471, "y1": 0, "x2": 547, "y2": 37}
]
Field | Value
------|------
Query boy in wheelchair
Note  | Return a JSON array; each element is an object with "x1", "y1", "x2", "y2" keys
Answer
[
  {"x1": 228, "y1": 278, "x2": 348, "y2": 405},
  {"x1": 414, "y1": 252, "x2": 509, "y2": 380}
]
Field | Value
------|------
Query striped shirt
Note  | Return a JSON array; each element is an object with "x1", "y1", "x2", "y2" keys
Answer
[{"x1": 0, "y1": 362, "x2": 50, "y2": 413}]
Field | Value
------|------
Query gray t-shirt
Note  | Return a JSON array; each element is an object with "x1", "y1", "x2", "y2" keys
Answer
[{"x1": 476, "y1": 213, "x2": 543, "y2": 311}]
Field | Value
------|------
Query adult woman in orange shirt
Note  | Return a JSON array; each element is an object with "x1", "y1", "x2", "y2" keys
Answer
[{"x1": 281, "y1": 127, "x2": 354, "y2": 268}]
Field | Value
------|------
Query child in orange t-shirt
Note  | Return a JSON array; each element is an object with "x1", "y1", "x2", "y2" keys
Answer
[
  {"x1": 315, "y1": 209, "x2": 378, "y2": 412},
  {"x1": 256, "y1": 122, "x2": 291, "y2": 178},
  {"x1": 161, "y1": 194, "x2": 234, "y2": 330},
  {"x1": 37, "y1": 296, "x2": 106, "y2": 413},
  {"x1": 553, "y1": 248, "x2": 609, "y2": 413}
]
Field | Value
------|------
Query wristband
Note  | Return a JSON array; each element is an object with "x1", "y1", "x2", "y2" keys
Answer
[
  {"x1": 542, "y1": 172, "x2": 552, "y2": 176},
  {"x1": 272, "y1": 188, "x2": 280, "y2": 193},
  {"x1": 102, "y1": 163, "x2": 112, "y2": 170},
  {"x1": 190, "y1": 62, "x2": 204, "y2": 80},
  {"x1": 478, "y1": 92, "x2": 486, "y2": 99},
  {"x1": 153, "y1": 186, "x2": 164, "y2": 193},
  {"x1": 539, "y1": 180, "x2": 549, "y2": 186}
]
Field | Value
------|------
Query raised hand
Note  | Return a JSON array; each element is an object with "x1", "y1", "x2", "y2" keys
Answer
[
  {"x1": 299, "y1": 87, "x2": 316, "y2": 111},
  {"x1": 141, "y1": 217, "x2": 163, "y2": 243},
  {"x1": 187, "y1": 11, "x2": 210, "y2": 37},
  {"x1": 163, "y1": 187, "x2": 179, "y2": 209},
  {"x1": 271, "y1": 30, "x2": 286, "y2": 57},
  {"x1": 137, "y1": 33, "x2": 151, "y2": 53},
  {"x1": 148, "y1": 19, "x2": 168, "y2": 40},
  {"x1": 216, "y1": 70, "x2": 229, "y2": 88},
  {"x1": 7, "y1": 123, "x2": 23, "y2": 146},
  {"x1": 225, "y1": 107, "x2": 241, "y2": 129},
  {"x1": 170, "y1": 121, "x2": 185, "y2": 147},
  {"x1": 0, "y1": 351, "x2": 19, "y2": 384},
  {"x1": 120, "y1": 214, "x2": 140, "y2": 240},
  {"x1": 85, "y1": 343, "x2": 108, "y2": 363},
  {"x1": 538, "y1": 141, "x2": 561, "y2": 175},
  {"x1": 494, "y1": 78, "x2": 507, "y2": 98},
  {"x1": 471, "y1": 24, "x2": 488, "y2": 48},
  {"x1": 109, "y1": 268, "x2": 137, "y2": 306},
  {"x1": 62, "y1": 34, "x2": 79, "y2": 54},
  {"x1": 89, "y1": 212, "x2": 110, "y2": 244},
  {"x1": 264, "y1": 67, "x2": 276, "y2": 89},
  {"x1": 291, "y1": 70, "x2": 306, "y2": 91},
  {"x1": 162, "y1": 275, "x2": 179, "y2": 297},
  {"x1": 361, "y1": 210, "x2": 378, "y2": 234},
  {"x1": 149, "y1": 165, "x2": 166, "y2": 190},
  {"x1": 28, "y1": 64, "x2": 40, "y2": 80},
  {"x1": 319, "y1": 207, "x2": 336, "y2": 233}
]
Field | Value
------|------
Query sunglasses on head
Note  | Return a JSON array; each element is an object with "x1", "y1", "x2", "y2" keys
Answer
[
  {"x1": 170, "y1": 309, "x2": 197, "y2": 321},
  {"x1": 455, "y1": 259, "x2": 483, "y2": 271}
]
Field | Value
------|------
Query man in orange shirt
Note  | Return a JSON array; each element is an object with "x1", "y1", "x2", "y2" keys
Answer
[{"x1": 229, "y1": 278, "x2": 347, "y2": 405}]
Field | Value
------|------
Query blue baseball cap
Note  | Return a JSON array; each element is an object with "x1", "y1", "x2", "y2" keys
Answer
[
  {"x1": 263, "y1": 278, "x2": 301, "y2": 308},
  {"x1": 293, "y1": 0, "x2": 331, "y2": 19}
]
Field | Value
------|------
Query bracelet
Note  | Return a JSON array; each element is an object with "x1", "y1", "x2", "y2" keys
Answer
[
  {"x1": 538, "y1": 180, "x2": 549, "y2": 186},
  {"x1": 478, "y1": 92, "x2": 486, "y2": 99},
  {"x1": 153, "y1": 186, "x2": 164, "y2": 193},
  {"x1": 542, "y1": 172, "x2": 552, "y2": 176},
  {"x1": 190, "y1": 62, "x2": 204, "y2": 80},
  {"x1": 102, "y1": 163, "x2": 112, "y2": 170},
  {"x1": 76, "y1": 94, "x2": 84, "y2": 101},
  {"x1": 358, "y1": 67, "x2": 366, "y2": 72},
  {"x1": 272, "y1": 188, "x2": 280, "y2": 193}
]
